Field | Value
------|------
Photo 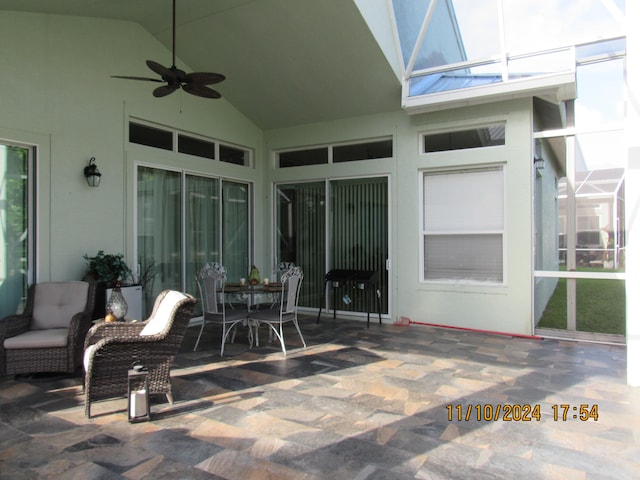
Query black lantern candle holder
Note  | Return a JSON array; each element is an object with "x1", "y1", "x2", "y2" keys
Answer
[{"x1": 127, "y1": 363, "x2": 150, "y2": 423}]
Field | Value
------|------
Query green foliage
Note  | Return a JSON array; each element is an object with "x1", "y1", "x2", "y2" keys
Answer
[
  {"x1": 538, "y1": 273, "x2": 626, "y2": 335},
  {"x1": 5, "y1": 147, "x2": 28, "y2": 269},
  {"x1": 83, "y1": 250, "x2": 132, "y2": 287}
]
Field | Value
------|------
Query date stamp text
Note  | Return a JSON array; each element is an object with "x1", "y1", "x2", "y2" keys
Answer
[{"x1": 446, "y1": 403, "x2": 599, "y2": 422}]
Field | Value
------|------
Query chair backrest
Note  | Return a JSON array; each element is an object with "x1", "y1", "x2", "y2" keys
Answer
[
  {"x1": 31, "y1": 281, "x2": 91, "y2": 330},
  {"x1": 196, "y1": 262, "x2": 226, "y2": 315},
  {"x1": 140, "y1": 290, "x2": 194, "y2": 336},
  {"x1": 280, "y1": 266, "x2": 303, "y2": 315},
  {"x1": 277, "y1": 262, "x2": 296, "y2": 281}
]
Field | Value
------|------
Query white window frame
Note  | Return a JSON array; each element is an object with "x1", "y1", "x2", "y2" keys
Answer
[{"x1": 420, "y1": 165, "x2": 506, "y2": 285}]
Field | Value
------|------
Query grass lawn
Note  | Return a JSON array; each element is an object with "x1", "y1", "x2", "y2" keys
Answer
[{"x1": 537, "y1": 272, "x2": 626, "y2": 335}]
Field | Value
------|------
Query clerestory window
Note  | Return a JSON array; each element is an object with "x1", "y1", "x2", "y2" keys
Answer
[{"x1": 129, "y1": 120, "x2": 252, "y2": 167}]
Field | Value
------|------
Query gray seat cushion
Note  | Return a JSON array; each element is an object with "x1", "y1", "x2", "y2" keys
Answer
[{"x1": 4, "y1": 328, "x2": 69, "y2": 349}]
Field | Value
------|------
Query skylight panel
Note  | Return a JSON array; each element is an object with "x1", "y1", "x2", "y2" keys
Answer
[{"x1": 503, "y1": 0, "x2": 626, "y2": 55}]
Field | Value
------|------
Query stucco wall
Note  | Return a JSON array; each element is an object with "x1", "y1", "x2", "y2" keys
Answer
[
  {"x1": 0, "y1": 11, "x2": 263, "y2": 282},
  {"x1": 398, "y1": 100, "x2": 534, "y2": 335},
  {"x1": 1, "y1": 11, "x2": 538, "y2": 336},
  {"x1": 266, "y1": 98, "x2": 536, "y2": 335}
]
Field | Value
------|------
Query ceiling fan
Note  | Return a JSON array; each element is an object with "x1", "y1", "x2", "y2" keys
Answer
[{"x1": 112, "y1": 0, "x2": 225, "y2": 99}]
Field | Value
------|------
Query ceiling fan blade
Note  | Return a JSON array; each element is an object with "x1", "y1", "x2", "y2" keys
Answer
[
  {"x1": 146, "y1": 60, "x2": 174, "y2": 79},
  {"x1": 182, "y1": 83, "x2": 222, "y2": 99},
  {"x1": 111, "y1": 0, "x2": 225, "y2": 101},
  {"x1": 111, "y1": 75, "x2": 163, "y2": 83},
  {"x1": 153, "y1": 84, "x2": 179, "y2": 98},
  {"x1": 185, "y1": 72, "x2": 226, "y2": 85}
]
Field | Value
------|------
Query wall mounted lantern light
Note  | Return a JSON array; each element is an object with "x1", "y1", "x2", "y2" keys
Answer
[
  {"x1": 533, "y1": 156, "x2": 545, "y2": 171},
  {"x1": 84, "y1": 157, "x2": 102, "y2": 187}
]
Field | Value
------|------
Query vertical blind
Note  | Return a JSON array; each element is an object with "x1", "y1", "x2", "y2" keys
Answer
[
  {"x1": 277, "y1": 182, "x2": 326, "y2": 307},
  {"x1": 277, "y1": 177, "x2": 388, "y2": 314},
  {"x1": 331, "y1": 177, "x2": 388, "y2": 313}
]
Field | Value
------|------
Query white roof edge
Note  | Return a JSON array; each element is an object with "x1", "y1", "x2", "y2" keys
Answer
[{"x1": 402, "y1": 71, "x2": 576, "y2": 115}]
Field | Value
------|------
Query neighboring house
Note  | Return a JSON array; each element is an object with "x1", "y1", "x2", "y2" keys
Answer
[
  {"x1": 558, "y1": 168, "x2": 625, "y2": 268},
  {"x1": 0, "y1": 0, "x2": 635, "y2": 381}
]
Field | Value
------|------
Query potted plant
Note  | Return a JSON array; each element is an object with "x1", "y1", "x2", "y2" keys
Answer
[
  {"x1": 83, "y1": 250, "x2": 132, "y2": 287},
  {"x1": 137, "y1": 257, "x2": 157, "y2": 318},
  {"x1": 83, "y1": 250, "x2": 133, "y2": 319}
]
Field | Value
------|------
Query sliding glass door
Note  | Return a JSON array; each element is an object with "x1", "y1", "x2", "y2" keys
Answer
[
  {"x1": 0, "y1": 143, "x2": 33, "y2": 318},
  {"x1": 137, "y1": 167, "x2": 182, "y2": 312},
  {"x1": 276, "y1": 181, "x2": 326, "y2": 308},
  {"x1": 331, "y1": 177, "x2": 388, "y2": 315},
  {"x1": 185, "y1": 174, "x2": 220, "y2": 308},
  {"x1": 276, "y1": 177, "x2": 389, "y2": 316},
  {"x1": 137, "y1": 165, "x2": 250, "y2": 315},
  {"x1": 222, "y1": 181, "x2": 249, "y2": 282}
]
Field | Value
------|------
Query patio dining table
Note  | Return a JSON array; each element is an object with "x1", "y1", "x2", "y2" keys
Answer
[
  {"x1": 223, "y1": 282, "x2": 283, "y2": 310},
  {"x1": 221, "y1": 282, "x2": 283, "y2": 347}
]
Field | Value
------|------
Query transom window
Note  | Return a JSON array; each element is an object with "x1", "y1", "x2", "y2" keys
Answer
[
  {"x1": 423, "y1": 124, "x2": 505, "y2": 153},
  {"x1": 277, "y1": 138, "x2": 392, "y2": 168},
  {"x1": 129, "y1": 120, "x2": 252, "y2": 167}
]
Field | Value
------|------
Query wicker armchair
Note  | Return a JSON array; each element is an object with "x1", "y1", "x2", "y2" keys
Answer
[
  {"x1": 0, "y1": 281, "x2": 96, "y2": 377},
  {"x1": 83, "y1": 289, "x2": 196, "y2": 418}
]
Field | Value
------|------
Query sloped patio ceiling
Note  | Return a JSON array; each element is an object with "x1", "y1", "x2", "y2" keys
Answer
[{"x1": 0, "y1": 0, "x2": 402, "y2": 130}]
